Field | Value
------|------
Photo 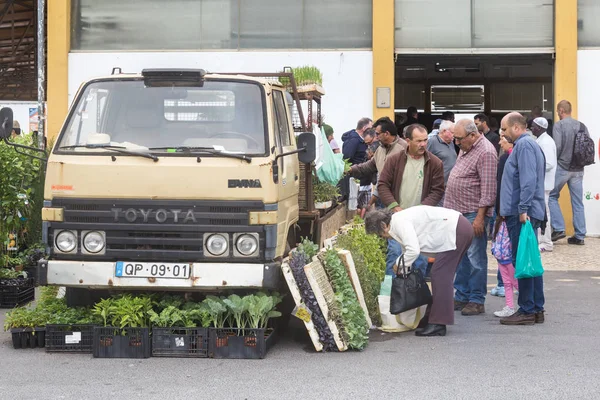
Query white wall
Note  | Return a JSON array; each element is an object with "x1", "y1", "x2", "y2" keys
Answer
[
  {"x1": 578, "y1": 50, "x2": 600, "y2": 236},
  {"x1": 0, "y1": 101, "x2": 38, "y2": 134},
  {"x1": 68, "y1": 51, "x2": 373, "y2": 145}
]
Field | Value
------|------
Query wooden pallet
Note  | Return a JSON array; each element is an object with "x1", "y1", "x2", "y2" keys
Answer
[
  {"x1": 336, "y1": 250, "x2": 373, "y2": 328},
  {"x1": 280, "y1": 261, "x2": 324, "y2": 352},
  {"x1": 303, "y1": 259, "x2": 348, "y2": 351}
]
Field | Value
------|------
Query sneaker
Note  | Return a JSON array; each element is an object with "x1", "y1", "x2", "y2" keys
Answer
[
  {"x1": 494, "y1": 306, "x2": 515, "y2": 318},
  {"x1": 539, "y1": 247, "x2": 553, "y2": 253},
  {"x1": 490, "y1": 286, "x2": 505, "y2": 297},
  {"x1": 567, "y1": 236, "x2": 585, "y2": 245},
  {"x1": 551, "y1": 231, "x2": 566, "y2": 242}
]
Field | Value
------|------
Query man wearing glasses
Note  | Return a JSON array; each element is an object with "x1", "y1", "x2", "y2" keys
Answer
[{"x1": 445, "y1": 119, "x2": 498, "y2": 316}]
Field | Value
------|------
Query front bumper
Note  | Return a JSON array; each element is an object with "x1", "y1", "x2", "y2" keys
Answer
[{"x1": 37, "y1": 259, "x2": 281, "y2": 290}]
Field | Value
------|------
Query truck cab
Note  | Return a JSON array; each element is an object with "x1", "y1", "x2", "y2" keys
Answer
[{"x1": 30, "y1": 69, "x2": 315, "y2": 301}]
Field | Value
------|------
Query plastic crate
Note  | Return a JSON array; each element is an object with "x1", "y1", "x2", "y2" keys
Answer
[
  {"x1": 208, "y1": 328, "x2": 275, "y2": 359},
  {"x1": 46, "y1": 324, "x2": 95, "y2": 353},
  {"x1": 0, "y1": 278, "x2": 35, "y2": 308},
  {"x1": 151, "y1": 327, "x2": 208, "y2": 358},
  {"x1": 11, "y1": 328, "x2": 46, "y2": 349},
  {"x1": 93, "y1": 327, "x2": 150, "y2": 359}
]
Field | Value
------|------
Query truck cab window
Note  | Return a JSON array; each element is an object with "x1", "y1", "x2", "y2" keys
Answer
[
  {"x1": 272, "y1": 90, "x2": 291, "y2": 147},
  {"x1": 57, "y1": 80, "x2": 268, "y2": 155}
]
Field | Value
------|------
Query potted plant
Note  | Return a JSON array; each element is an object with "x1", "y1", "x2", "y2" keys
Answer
[
  {"x1": 91, "y1": 295, "x2": 153, "y2": 358},
  {"x1": 208, "y1": 292, "x2": 282, "y2": 359},
  {"x1": 3, "y1": 306, "x2": 46, "y2": 349},
  {"x1": 149, "y1": 300, "x2": 211, "y2": 358},
  {"x1": 313, "y1": 179, "x2": 340, "y2": 210},
  {"x1": 0, "y1": 266, "x2": 34, "y2": 308}
]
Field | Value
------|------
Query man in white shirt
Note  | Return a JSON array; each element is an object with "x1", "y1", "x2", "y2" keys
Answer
[{"x1": 531, "y1": 117, "x2": 557, "y2": 252}]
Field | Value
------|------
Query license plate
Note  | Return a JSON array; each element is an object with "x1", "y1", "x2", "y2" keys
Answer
[{"x1": 115, "y1": 262, "x2": 191, "y2": 279}]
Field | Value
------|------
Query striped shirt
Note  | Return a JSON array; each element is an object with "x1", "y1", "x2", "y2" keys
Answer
[{"x1": 444, "y1": 135, "x2": 498, "y2": 216}]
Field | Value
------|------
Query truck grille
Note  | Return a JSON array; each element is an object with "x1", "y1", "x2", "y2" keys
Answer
[{"x1": 48, "y1": 199, "x2": 269, "y2": 262}]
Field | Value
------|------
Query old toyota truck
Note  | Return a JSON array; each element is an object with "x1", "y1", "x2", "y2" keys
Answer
[{"x1": 0, "y1": 68, "x2": 343, "y2": 305}]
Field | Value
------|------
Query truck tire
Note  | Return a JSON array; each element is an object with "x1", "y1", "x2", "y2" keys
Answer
[{"x1": 65, "y1": 287, "x2": 110, "y2": 307}]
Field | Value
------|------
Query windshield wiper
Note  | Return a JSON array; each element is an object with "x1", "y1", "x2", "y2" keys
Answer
[
  {"x1": 58, "y1": 144, "x2": 158, "y2": 161},
  {"x1": 149, "y1": 146, "x2": 252, "y2": 163}
]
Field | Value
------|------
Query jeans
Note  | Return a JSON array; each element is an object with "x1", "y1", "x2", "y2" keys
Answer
[
  {"x1": 454, "y1": 212, "x2": 489, "y2": 304},
  {"x1": 549, "y1": 166, "x2": 586, "y2": 240},
  {"x1": 504, "y1": 216, "x2": 545, "y2": 315},
  {"x1": 385, "y1": 238, "x2": 428, "y2": 276}
]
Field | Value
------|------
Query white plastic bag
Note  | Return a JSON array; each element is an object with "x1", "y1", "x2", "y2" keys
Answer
[{"x1": 348, "y1": 178, "x2": 359, "y2": 211}]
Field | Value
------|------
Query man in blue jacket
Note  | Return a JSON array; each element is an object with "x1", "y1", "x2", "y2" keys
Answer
[
  {"x1": 342, "y1": 117, "x2": 372, "y2": 165},
  {"x1": 498, "y1": 112, "x2": 546, "y2": 326}
]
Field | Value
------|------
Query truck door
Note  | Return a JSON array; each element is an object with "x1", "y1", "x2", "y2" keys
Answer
[{"x1": 272, "y1": 89, "x2": 299, "y2": 250}]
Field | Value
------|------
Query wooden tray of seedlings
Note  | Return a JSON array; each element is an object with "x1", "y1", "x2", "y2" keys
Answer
[
  {"x1": 336, "y1": 250, "x2": 373, "y2": 328},
  {"x1": 281, "y1": 261, "x2": 323, "y2": 352},
  {"x1": 303, "y1": 259, "x2": 348, "y2": 352}
]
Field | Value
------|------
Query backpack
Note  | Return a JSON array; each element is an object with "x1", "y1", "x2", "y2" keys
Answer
[{"x1": 570, "y1": 122, "x2": 595, "y2": 169}]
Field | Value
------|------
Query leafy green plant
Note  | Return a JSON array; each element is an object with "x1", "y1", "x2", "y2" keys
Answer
[
  {"x1": 246, "y1": 292, "x2": 283, "y2": 330},
  {"x1": 110, "y1": 295, "x2": 154, "y2": 329},
  {"x1": 279, "y1": 65, "x2": 323, "y2": 87},
  {"x1": 320, "y1": 249, "x2": 369, "y2": 350},
  {"x1": 92, "y1": 298, "x2": 116, "y2": 327},
  {"x1": 313, "y1": 175, "x2": 340, "y2": 203},
  {"x1": 297, "y1": 237, "x2": 318, "y2": 260},
  {"x1": 203, "y1": 295, "x2": 228, "y2": 328},
  {"x1": 223, "y1": 294, "x2": 248, "y2": 331},
  {"x1": 335, "y1": 224, "x2": 387, "y2": 327},
  {"x1": 0, "y1": 267, "x2": 23, "y2": 279},
  {"x1": 0, "y1": 133, "x2": 44, "y2": 253}
]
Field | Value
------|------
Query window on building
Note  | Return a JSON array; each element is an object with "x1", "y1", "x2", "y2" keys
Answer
[
  {"x1": 578, "y1": 0, "x2": 600, "y2": 47},
  {"x1": 71, "y1": 0, "x2": 372, "y2": 51},
  {"x1": 394, "y1": 0, "x2": 554, "y2": 49}
]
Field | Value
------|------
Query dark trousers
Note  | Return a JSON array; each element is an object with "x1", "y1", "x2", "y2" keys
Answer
[
  {"x1": 504, "y1": 216, "x2": 545, "y2": 315},
  {"x1": 428, "y1": 215, "x2": 474, "y2": 325}
]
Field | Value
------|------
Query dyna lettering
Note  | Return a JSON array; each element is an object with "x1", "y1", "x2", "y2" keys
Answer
[
  {"x1": 228, "y1": 179, "x2": 262, "y2": 188},
  {"x1": 111, "y1": 208, "x2": 197, "y2": 223}
]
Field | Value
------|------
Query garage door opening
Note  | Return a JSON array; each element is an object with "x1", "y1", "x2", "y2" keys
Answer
[{"x1": 394, "y1": 54, "x2": 554, "y2": 131}]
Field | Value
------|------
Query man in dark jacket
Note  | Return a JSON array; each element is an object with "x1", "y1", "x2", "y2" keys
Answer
[{"x1": 341, "y1": 117, "x2": 372, "y2": 165}]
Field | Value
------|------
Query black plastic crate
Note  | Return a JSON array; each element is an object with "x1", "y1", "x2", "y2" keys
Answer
[
  {"x1": 11, "y1": 328, "x2": 46, "y2": 349},
  {"x1": 93, "y1": 327, "x2": 151, "y2": 359},
  {"x1": 208, "y1": 328, "x2": 275, "y2": 359},
  {"x1": 0, "y1": 278, "x2": 35, "y2": 308},
  {"x1": 152, "y1": 327, "x2": 208, "y2": 358},
  {"x1": 46, "y1": 324, "x2": 95, "y2": 353}
]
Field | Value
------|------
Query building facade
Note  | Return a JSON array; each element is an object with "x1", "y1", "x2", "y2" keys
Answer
[{"x1": 47, "y1": 0, "x2": 600, "y2": 235}]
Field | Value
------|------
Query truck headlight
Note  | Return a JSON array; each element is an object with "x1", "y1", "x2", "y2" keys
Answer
[
  {"x1": 55, "y1": 230, "x2": 77, "y2": 253},
  {"x1": 83, "y1": 231, "x2": 106, "y2": 254},
  {"x1": 235, "y1": 234, "x2": 259, "y2": 256},
  {"x1": 205, "y1": 234, "x2": 229, "y2": 256}
]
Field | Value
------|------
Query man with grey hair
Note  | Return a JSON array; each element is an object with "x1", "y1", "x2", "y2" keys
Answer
[
  {"x1": 427, "y1": 120, "x2": 457, "y2": 185},
  {"x1": 444, "y1": 119, "x2": 498, "y2": 316}
]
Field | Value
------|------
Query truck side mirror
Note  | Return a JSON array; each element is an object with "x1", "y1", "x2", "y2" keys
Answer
[
  {"x1": 0, "y1": 108, "x2": 14, "y2": 139},
  {"x1": 297, "y1": 132, "x2": 316, "y2": 164}
]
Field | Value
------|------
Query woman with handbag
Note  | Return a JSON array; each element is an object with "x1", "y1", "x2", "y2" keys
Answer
[{"x1": 365, "y1": 206, "x2": 474, "y2": 336}]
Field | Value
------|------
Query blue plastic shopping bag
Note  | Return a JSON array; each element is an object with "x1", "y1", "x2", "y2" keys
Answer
[{"x1": 515, "y1": 220, "x2": 544, "y2": 279}]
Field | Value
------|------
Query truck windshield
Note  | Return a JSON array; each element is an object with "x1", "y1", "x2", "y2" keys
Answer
[{"x1": 56, "y1": 79, "x2": 268, "y2": 155}]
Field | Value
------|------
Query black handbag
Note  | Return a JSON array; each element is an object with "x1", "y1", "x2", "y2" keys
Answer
[{"x1": 390, "y1": 256, "x2": 432, "y2": 315}]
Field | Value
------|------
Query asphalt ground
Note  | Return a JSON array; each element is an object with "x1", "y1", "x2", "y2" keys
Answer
[{"x1": 0, "y1": 269, "x2": 598, "y2": 400}]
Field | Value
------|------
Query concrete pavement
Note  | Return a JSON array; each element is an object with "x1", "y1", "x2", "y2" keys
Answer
[{"x1": 0, "y1": 241, "x2": 599, "y2": 399}]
